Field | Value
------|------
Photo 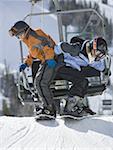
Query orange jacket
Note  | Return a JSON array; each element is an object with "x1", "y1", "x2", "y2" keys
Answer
[{"x1": 23, "y1": 28, "x2": 56, "y2": 66}]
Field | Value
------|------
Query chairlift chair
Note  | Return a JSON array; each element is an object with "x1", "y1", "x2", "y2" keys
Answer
[{"x1": 17, "y1": 53, "x2": 111, "y2": 107}]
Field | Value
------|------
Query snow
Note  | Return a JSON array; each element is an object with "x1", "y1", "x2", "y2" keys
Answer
[{"x1": 0, "y1": 116, "x2": 113, "y2": 150}]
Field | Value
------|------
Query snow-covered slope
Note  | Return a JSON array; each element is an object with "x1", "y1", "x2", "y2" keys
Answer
[{"x1": 0, "y1": 116, "x2": 113, "y2": 150}]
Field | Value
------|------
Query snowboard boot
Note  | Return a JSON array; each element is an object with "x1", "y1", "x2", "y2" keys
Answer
[
  {"x1": 35, "y1": 104, "x2": 56, "y2": 120},
  {"x1": 82, "y1": 106, "x2": 96, "y2": 115},
  {"x1": 74, "y1": 96, "x2": 96, "y2": 116},
  {"x1": 62, "y1": 96, "x2": 83, "y2": 117},
  {"x1": 63, "y1": 96, "x2": 96, "y2": 117}
]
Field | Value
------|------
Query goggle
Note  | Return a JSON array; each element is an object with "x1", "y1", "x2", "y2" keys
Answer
[
  {"x1": 16, "y1": 31, "x2": 25, "y2": 38},
  {"x1": 92, "y1": 38, "x2": 106, "y2": 60},
  {"x1": 9, "y1": 27, "x2": 18, "y2": 36},
  {"x1": 9, "y1": 27, "x2": 28, "y2": 38}
]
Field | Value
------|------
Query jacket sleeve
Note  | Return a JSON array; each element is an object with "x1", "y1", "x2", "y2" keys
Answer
[
  {"x1": 37, "y1": 29, "x2": 56, "y2": 47},
  {"x1": 47, "y1": 35, "x2": 56, "y2": 48},
  {"x1": 90, "y1": 59, "x2": 105, "y2": 71},
  {"x1": 54, "y1": 42, "x2": 64, "y2": 55}
]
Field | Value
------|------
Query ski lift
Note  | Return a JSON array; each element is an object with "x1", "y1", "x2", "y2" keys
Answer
[{"x1": 17, "y1": 0, "x2": 111, "y2": 111}]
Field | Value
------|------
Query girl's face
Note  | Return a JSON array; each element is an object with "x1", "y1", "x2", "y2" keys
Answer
[
  {"x1": 16, "y1": 32, "x2": 26, "y2": 40},
  {"x1": 91, "y1": 49, "x2": 105, "y2": 61}
]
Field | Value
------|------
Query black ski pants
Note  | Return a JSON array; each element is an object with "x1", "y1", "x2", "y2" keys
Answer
[
  {"x1": 57, "y1": 66, "x2": 88, "y2": 98},
  {"x1": 34, "y1": 63, "x2": 56, "y2": 108}
]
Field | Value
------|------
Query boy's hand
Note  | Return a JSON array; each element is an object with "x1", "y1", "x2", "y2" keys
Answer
[
  {"x1": 19, "y1": 63, "x2": 28, "y2": 72},
  {"x1": 46, "y1": 59, "x2": 57, "y2": 68}
]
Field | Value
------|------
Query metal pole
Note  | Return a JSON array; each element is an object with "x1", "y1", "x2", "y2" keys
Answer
[
  {"x1": 53, "y1": 0, "x2": 64, "y2": 41},
  {"x1": 23, "y1": 8, "x2": 105, "y2": 41},
  {"x1": 23, "y1": 8, "x2": 102, "y2": 19},
  {"x1": 19, "y1": 41, "x2": 24, "y2": 63}
]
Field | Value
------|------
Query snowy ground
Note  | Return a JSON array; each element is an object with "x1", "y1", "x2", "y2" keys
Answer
[{"x1": 0, "y1": 116, "x2": 113, "y2": 150}]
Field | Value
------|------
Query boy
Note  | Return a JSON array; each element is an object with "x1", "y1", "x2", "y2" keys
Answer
[{"x1": 9, "y1": 21, "x2": 57, "y2": 119}]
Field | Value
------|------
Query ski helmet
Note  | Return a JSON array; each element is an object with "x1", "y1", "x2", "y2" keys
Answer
[
  {"x1": 90, "y1": 37, "x2": 107, "y2": 54},
  {"x1": 70, "y1": 36, "x2": 85, "y2": 45},
  {"x1": 90, "y1": 37, "x2": 107, "y2": 60},
  {"x1": 9, "y1": 21, "x2": 30, "y2": 37}
]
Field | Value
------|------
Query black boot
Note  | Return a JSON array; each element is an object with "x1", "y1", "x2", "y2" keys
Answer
[
  {"x1": 62, "y1": 96, "x2": 95, "y2": 117},
  {"x1": 35, "y1": 104, "x2": 56, "y2": 120},
  {"x1": 62, "y1": 96, "x2": 84, "y2": 117},
  {"x1": 82, "y1": 106, "x2": 96, "y2": 115}
]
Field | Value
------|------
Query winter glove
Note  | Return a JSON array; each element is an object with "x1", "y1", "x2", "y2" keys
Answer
[
  {"x1": 19, "y1": 63, "x2": 28, "y2": 72},
  {"x1": 46, "y1": 59, "x2": 57, "y2": 68}
]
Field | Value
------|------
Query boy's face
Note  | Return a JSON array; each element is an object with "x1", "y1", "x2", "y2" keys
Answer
[
  {"x1": 9, "y1": 27, "x2": 25, "y2": 40},
  {"x1": 16, "y1": 32, "x2": 25, "y2": 40}
]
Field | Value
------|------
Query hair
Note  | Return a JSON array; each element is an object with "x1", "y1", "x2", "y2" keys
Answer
[{"x1": 70, "y1": 36, "x2": 85, "y2": 45}]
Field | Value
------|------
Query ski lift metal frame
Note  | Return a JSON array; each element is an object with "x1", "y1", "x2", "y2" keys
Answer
[{"x1": 23, "y1": 8, "x2": 105, "y2": 42}]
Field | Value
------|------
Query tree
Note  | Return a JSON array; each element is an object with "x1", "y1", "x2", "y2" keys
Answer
[
  {"x1": 102, "y1": 0, "x2": 108, "y2": 4},
  {"x1": 3, "y1": 100, "x2": 11, "y2": 116}
]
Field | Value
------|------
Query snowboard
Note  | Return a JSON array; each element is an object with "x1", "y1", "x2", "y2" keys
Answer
[
  {"x1": 59, "y1": 114, "x2": 97, "y2": 120},
  {"x1": 35, "y1": 114, "x2": 56, "y2": 121}
]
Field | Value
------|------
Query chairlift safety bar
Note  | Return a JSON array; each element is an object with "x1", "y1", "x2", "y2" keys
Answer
[
  {"x1": 17, "y1": 70, "x2": 37, "y2": 105},
  {"x1": 23, "y1": 9, "x2": 104, "y2": 21},
  {"x1": 23, "y1": 8, "x2": 105, "y2": 41}
]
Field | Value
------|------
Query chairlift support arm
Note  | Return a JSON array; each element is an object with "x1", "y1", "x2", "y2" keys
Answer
[
  {"x1": 53, "y1": 0, "x2": 63, "y2": 41},
  {"x1": 23, "y1": 8, "x2": 105, "y2": 41}
]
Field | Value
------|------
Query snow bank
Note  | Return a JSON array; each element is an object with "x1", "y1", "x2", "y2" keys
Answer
[{"x1": 0, "y1": 116, "x2": 113, "y2": 150}]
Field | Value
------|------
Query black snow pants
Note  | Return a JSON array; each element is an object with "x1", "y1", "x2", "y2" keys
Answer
[
  {"x1": 34, "y1": 62, "x2": 56, "y2": 108},
  {"x1": 57, "y1": 66, "x2": 89, "y2": 98}
]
